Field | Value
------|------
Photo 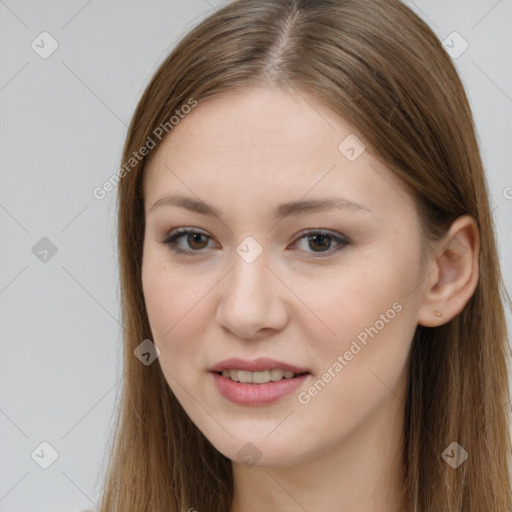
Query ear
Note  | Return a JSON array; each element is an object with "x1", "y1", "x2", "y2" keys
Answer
[{"x1": 418, "y1": 215, "x2": 480, "y2": 327}]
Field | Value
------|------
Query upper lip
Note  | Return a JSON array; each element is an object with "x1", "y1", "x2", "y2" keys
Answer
[{"x1": 210, "y1": 357, "x2": 310, "y2": 374}]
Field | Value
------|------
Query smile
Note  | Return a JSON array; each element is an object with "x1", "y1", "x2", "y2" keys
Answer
[{"x1": 219, "y1": 368, "x2": 306, "y2": 384}]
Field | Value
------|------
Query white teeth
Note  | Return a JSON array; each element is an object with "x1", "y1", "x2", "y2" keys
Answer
[
  {"x1": 270, "y1": 368, "x2": 285, "y2": 381},
  {"x1": 253, "y1": 370, "x2": 270, "y2": 384},
  {"x1": 238, "y1": 370, "x2": 253, "y2": 383},
  {"x1": 220, "y1": 368, "x2": 301, "y2": 383}
]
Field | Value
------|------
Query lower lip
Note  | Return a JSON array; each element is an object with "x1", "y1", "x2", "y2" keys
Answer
[{"x1": 211, "y1": 372, "x2": 310, "y2": 405}]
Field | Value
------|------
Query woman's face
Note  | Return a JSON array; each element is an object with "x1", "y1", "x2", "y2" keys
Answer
[{"x1": 141, "y1": 86, "x2": 427, "y2": 467}]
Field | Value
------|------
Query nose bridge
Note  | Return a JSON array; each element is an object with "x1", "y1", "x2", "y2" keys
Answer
[
  {"x1": 227, "y1": 247, "x2": 271, "y2": 309},
  {"x1": 229, "y1": 233, "x2": 271, "y2": 296}
]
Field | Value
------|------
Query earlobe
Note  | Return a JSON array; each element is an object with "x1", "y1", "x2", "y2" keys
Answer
[{"x1": 418, "y1": 215, "x2": 479, "y2": 327}]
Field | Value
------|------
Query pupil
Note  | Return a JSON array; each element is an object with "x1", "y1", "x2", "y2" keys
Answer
[
  {"x1": 309, "y1": 234, "x2": 330, "y2": 251},
  {"x1": 189, "y1": 233, "x2": 207, "y2": 249}
]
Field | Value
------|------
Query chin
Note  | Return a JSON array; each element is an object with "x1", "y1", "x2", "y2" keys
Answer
[{"x1": 201, "y1": 429, "x2": 311, "y2": 469}]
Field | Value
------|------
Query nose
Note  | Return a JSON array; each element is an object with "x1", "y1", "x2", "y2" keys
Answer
[{"x1": 215, "y1": 252, "x2": 289, "y2": 339}]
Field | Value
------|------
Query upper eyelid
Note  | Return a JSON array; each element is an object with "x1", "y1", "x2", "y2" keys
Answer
[{"x1": 164, "y1": 227, "x2": 347, "y2": 241}]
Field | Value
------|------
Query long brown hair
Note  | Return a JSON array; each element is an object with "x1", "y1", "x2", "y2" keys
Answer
[{"x1": 99, "y1": 0, "x2": 512, "y2": 510}]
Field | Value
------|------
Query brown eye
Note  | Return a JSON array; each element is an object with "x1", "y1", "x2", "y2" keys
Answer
[
  {"x1": 291, "y1": 230, "x2": 349, "y2": 257},
  {"x1": 162, "y1": 228, "x2": 214, "y2": 255},
  {"x1": 162, "y1": 228, "x2": 349, "y2": 257},
  {"x1": 307, "y1": 233, "x2": 333, "y2": 252},
  {"x1": 185, "y1": 232, "x2": 209, "y2": 250}
]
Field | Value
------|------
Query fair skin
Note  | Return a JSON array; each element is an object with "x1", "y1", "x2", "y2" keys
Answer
[{"x1": 141, "y1": 86, "x2": 479, "y2": 512}]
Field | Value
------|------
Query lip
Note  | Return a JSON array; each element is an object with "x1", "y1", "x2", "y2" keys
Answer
[
  {"x1": 211, "y1": 372, "x2": 310, "y2": 406},
  {"x1": 209, "y1": 357, "x2": 310, "y2": 374}
]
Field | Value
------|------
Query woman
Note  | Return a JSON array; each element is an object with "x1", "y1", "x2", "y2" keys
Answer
[{"x1": 99, "y1": 0, "x2": 512, "y2": 510}]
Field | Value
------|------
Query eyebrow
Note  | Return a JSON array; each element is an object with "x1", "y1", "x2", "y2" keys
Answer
[{"x1": 148, "y1": 194, "x2": 372, "y2": 218}]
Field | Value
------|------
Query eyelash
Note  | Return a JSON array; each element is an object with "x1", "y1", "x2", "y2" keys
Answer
[{"x1": 161, "y1": 228, "x2": 350, "y2": 258}]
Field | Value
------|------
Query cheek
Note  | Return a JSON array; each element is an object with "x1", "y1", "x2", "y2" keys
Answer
[
  {"x1": 143, "y1": 240, "x2": 201, "y2": 323},
  {"x1": 141, "y1": 251, "x2": 212, "y2": 372},
  {"x1": 295, "y1": 246, "x2": 420, "y2": 411},
  {"x1": 300, "y1": 252, "x2": 418, "y2": 351},
  {"x1": 292, "y1": 277, "x2": 416, "y2": 443}
]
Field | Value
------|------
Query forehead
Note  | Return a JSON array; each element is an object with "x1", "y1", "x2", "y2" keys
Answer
[
  {"x1": 144, "y1": 86, "x2": 349, "y2": 179},
  {"x1": 143, "y1": 87, "x2": 415, "y2": 222},
  {"x1": 168, "y1": 87, "x2": 343, "y2": 146}
]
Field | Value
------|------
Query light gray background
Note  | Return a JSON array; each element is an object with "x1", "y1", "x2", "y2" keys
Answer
[{"x1": 1, "y1": 1, "x2": 511, "y2": 510}]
